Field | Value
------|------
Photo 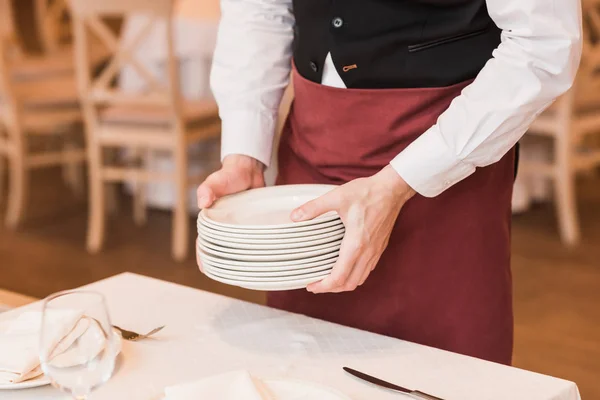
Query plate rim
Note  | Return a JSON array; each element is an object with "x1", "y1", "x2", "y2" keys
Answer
[
  {"x1": 201, "y1": 184, "x2": 340, "y2": 230},
  {"x1": 198, "y1": 237, "x2": 344, "y2": 255},
  {"x1": 202, "y1": 257, "x2": 338, "y2": 274},
  {"x1": 198, "y1": 213, "x2": 343, "y2": 234},
  {"x1": 197, "y1": 219, "x2": 345, "y2": 240},
  {"x1": 203, "y1": 269, "x2": 325, "y2": 291},
  {"x1": 198, "y1": 249, "x2": 339, "y2": 268},
  {"x1": 204, "y1": 264, "x2": 332, "y2": 282},
  {"x1": 263, "y1": 378, "x2": 352, "y2": 400},
  {"x1": 198, "y1": 241, "x2": 341, "y2": 262},
  {"x1": 198, "y1": 225, "x2": 346, "y2": 246}
]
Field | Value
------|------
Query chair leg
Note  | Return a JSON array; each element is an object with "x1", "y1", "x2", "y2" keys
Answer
[
  {"x1": 5, "y1": 132, "x2": 28, "y2": 229},
  {"x1": 105, "y1": 183, "x2": 119, "y2": 216},
  {"x1": 172, "y1": 148, "x2": 189, "y2": 261},
  {"x1": 5, "y1": 155, "x2": 28, "y2": 229},
  {"x1": 133, "y1": 150, "x2": 148, "y2": 226},
  {"x1": 87, "y1": 146, "x2": 106, "y2": 253},
  {"x1": 0, "y1": 154, "x2": 5, "y2": 206},
  {"x1": 133, "y1": 181, "x2": 147, "y2": 226},
  {"x1": 554, "y1": 130, "x2": 580, "y2": 247},
  {"x1": 104, "y1": 149, "x2": 120, "y2": 216},
  {"x1": 62, "y1": 140, "x2": 85, "y2": 198}
]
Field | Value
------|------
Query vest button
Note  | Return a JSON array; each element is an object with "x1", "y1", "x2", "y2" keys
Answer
[
  {"x1": 309, "y1": 61, "x2": 318, "y2": 72},
  {"x1": 332, "y1": 17, "x2": 343, "y2": 28}
]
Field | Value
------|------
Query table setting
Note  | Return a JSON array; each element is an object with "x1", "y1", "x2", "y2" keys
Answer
[
  {"x1": 0, "y1": 272, "x2": 582, "y2": 399},
  {"x1": 0, "y1": 181, "x2": 582, "y2": 400}
]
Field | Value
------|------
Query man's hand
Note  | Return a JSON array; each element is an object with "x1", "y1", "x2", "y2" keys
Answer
[
  {"x1": 196, "y1": 154, "x2": 265, "y2": 272},
  {"x1": 291, "y1": 166, "x2": 416, "y2": 293},
  {"x1": 197, "y1": 154, "x2": 265, "y2": 209}
]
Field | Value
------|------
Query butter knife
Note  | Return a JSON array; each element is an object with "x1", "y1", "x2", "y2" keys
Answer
[{"x1": 343, "y1": 367, "x2": 445, "y2": 400}]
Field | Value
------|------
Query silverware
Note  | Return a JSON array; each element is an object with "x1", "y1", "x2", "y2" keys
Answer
[
  {"x1": 112, "y1": 325, "x2": 165, "y2": 341},
  {"x1": 343, "y1": 367, "x2": 445, "y2": 400}
]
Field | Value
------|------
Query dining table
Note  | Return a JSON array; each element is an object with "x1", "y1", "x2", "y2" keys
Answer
[{"x1": 0, "y1": 272, "x2": 581, "y2": 400}]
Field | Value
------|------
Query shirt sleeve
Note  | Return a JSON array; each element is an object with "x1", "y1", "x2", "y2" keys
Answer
[
  {"x1": 210, "y1": 0, "x2": 295, "y2": 167},
  {"x1": 390, "y1": 0, "x2": 583, "y2": 197}
]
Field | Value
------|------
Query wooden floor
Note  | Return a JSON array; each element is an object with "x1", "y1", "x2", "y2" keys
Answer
[{"x1": 0, "y1": 169, "x2": 599, "y2": 399}]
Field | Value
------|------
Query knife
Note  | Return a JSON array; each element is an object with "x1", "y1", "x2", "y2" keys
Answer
[{"x1": 343, "y1": 367, "x2": 445, "y2": 400}]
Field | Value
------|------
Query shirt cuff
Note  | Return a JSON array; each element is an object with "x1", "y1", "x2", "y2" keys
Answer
[
  {"x1": 220, "y1": 110, "x2": 276, "y2": 167},
  {"x1": 389, "y1": 125, "x2": 476, "y2": 198}
]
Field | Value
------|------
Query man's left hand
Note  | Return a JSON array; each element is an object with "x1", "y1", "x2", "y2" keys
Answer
[{"x1": 291, "y1": 166, "x2": 416, "y2": 294}]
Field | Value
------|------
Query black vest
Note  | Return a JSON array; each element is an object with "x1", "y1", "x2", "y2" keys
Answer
[{"x1": 292, "y1": 0, "x2": 501, "y2": 89}]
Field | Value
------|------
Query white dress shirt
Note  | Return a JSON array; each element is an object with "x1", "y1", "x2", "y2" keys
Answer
[{"x1": 211, "y1": 0, "x2": 582, "y2": 197}]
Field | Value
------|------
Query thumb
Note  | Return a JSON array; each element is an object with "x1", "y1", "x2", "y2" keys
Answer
[
  {"x1": 291, "y1": 190, "x2": 340, "y2": 222},
  {"x1": 197, "y1": 169, "x2": 231, "y2": 208},
  {"x1": 197, "y1": 183, "x2": 215, "y2": 209}
]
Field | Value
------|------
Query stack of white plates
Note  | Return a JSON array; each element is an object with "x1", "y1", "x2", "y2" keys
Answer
[{"x1": 197, "y1": 185, "x2": 344, "y2": 291}]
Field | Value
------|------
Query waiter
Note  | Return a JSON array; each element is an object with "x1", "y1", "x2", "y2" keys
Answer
[{"x1": 197, "y1": 0, "x2": 581, "y2": 365}]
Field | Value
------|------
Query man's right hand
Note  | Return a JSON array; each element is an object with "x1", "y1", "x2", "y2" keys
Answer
[
  {"x1": 196, "y1": 154, "x2": 266, "y2": 273},
  {"x1": 197, "y1": 154, "x2": 266, "y2": 209}
]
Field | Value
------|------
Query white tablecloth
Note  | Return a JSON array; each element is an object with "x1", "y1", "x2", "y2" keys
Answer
[
  {"x1": 1, "y1": 273, "x2": 581, "y2": 400},
  {"x1": 119, "y1": 3, "x2": 221, "y2": 212}
]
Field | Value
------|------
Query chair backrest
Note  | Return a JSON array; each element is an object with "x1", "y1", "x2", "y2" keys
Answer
[
  {"x1": 582, "y1": 0, "x2": 600, "y2": 74},
  {"x1": 0, "y1": 0, "x2": 17, "y2": 112},
  {"x1": 0, "y1": 0, "x2": 15, "y2": 40},
  {"x1": 34, "y1": 0, "x2": 71, "y2": 53},
  {"x1": 69, "y1": 0, "x2": 182, "y2": 128}
]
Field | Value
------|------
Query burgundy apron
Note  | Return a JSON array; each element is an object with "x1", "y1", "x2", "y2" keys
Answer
[{"x1": 268, "y1": 70, "x2": 514, "y2": 365}]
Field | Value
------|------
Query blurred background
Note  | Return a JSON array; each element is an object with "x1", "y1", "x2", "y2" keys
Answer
[{"x1": 0, "y1": 0, "x2": 598, "y2": 398}]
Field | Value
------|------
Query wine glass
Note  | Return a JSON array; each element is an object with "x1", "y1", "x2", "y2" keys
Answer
[{"x1": 39, "y1": 290, "x2": 118, "y2": 400}]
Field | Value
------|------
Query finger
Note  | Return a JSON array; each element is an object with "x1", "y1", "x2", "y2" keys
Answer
[
  {"x1": 358, "y1": 256, "x2": 379, "y2": 286},
  {"x1": 342, "y1": 254, "x2": 371, "y2": 291},
  {"x1": 196, "y1": 169, "x2": 235, "y2": 208},
  {"x1": 291, "y1": 189, "x2": 341, "y2": 222},
  {"x1": 197, "y1": 175, "x2": 219, "y2": 209},
  {"x1": 328, "y1": 253, "x2": 373, "y2": 293},
  {"x1": 307, "y1": 234, "x2": 361, "y2": 293}
]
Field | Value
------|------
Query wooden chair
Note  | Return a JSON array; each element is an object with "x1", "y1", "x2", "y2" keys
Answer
[
  {"x1": 0, "y1": 15, "x2": 85, "y2": 228},
  {"x1": 4, "y1": 0, "x2": 106, "y2": 83},
  {"x1": 521, "y1": 0, "x2": 600, "y2": 245},
  {"x1": 34, "y1": 0, "x2": 71, "y2": 53},
  {"x1": 70, "y1": 0, "x2": 221, "y2": 261}
]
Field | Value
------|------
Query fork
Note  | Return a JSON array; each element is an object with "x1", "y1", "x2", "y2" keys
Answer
[{"x1": 112, "y1": 325, "x2": 165, "y2": 341}]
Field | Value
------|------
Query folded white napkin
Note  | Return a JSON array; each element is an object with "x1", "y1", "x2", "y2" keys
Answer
[
  {"x1": 165, "y1": 371, "x2": 275, "y2": 400},
  {"x1": 0, "y1": 310, "x2": 86, "y2": 384}
]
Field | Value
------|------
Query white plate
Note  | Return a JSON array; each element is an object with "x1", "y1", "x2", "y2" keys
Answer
[
  {"x1": 0, "y1": 330, "x2": 123, "y2": 390},
  {"x1": 198, "y1": 224, "x2": 346, "y2": 247},
  {"x1": 198, "y1": 251, "x2": 338, "y2": 272},
  {"x1": 200, "y1": 231, "x2": 345, "y2": 251},
  {"x1": 203, "y1": 269, "x2": 327, "y2": 291},
  {"x1": 205, "y1": 264, "x2": 331, "y2": 282},
  {"x1": 0, "y1": 374, "x2": 51, "y2": 390},
  {"x1": 198, "y1": 213, "x2": 343, "y2": 235},
  {"x1": 198, "y1": 240, "x2": 341, "y2": 262},
  {"x1": 264, "y1": 379, "x2": 351, "y2": 400},
  {"x1": 159, "y1": 379, "x2": 350, "y2": 400},
  {"x1": 198, "y1": 236, "x2": 344, "y2": 255},
  {"x1": 198, "y1": 218, "x2": 345, "y2": 240},
  {"x1": 203, "y1": 258, "x2": 337, "y2": 276},
  {"x1": 201, "y1": 184, "x2": 339, "y2": 229}
]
